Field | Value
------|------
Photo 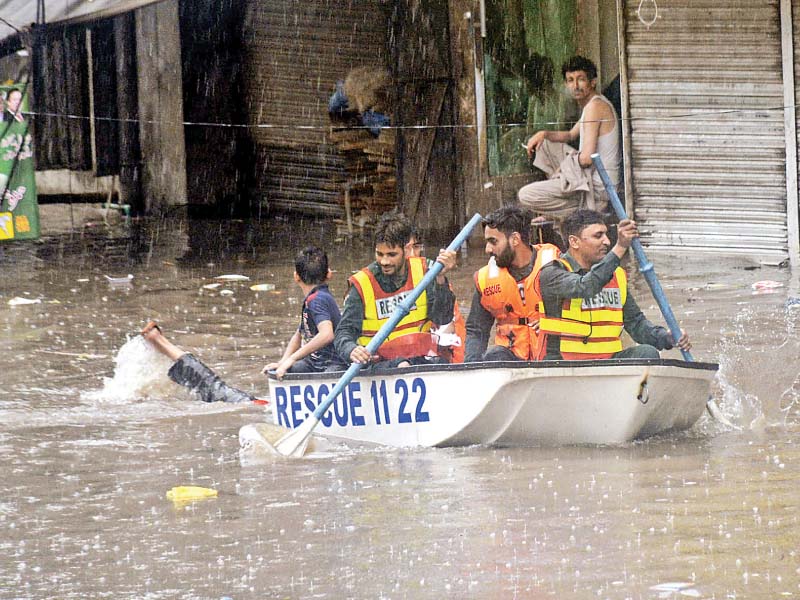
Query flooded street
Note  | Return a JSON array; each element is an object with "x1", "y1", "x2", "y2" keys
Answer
[{"x1": 2, "y1": 216, "x2": 800, "y2": 599}]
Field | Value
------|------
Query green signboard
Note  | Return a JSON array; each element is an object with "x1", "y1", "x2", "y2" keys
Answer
[{"x1": 0, "y1": 85, "x2": 39, "y2": 242}]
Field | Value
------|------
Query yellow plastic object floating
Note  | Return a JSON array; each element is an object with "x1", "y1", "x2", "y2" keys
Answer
[{"x1": 166, "y1": 486, "x2": 218, "y2": 503}]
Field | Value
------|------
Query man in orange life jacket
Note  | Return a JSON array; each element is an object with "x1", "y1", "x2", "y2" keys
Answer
[
  {"x1": 465, "y1": 206, "x2": 561, "y2": 362},
  {"x1": 538, "y1": 209, "x2": 691, "y2": 360},
  {"x1": 333, "y1": 212, "x2": 458, "y2": 371}
]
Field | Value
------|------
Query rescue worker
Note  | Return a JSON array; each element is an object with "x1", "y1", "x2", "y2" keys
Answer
[
  {"x1": 465, "y1": 206, "x2": 561, "y2": 362},
  {"x1": 538, "y1": 209, "x2": 691, "y2": 360},
  {"x1": 333, "y1": 211, "x2": 458, "y2": 372}
]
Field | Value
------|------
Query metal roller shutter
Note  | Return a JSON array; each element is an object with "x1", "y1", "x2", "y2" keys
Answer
[
  {"x1": 243, "y1": 0, "x2": 390, "y2": 215},
  {"x1": 792, "y1": 0, "x2": 800, "y2": 254},
  {"x1": 624, "y1": 0, "x2": 788, "y2": 260}
]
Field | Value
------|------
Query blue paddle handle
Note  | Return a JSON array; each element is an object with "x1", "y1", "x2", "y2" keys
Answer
[
  {"x1": 591, "y1": 154, "x2": 692, "y2": 362},
  {"x1": 311, "y1": 212, "x2": 484, "y2": 420}
]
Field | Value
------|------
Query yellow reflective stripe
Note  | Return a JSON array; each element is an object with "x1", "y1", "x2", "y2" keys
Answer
[
  {"x1": 583, "y1": 324, "x2": 623, "y2": 337},
  {"x1": 542, "y1": 321, "x2": 622, "y2": 338},
  {"x1": 577, "y1": 309, "x2": 623, "y2": 322},
  {"x1": 560, "y1": 338, "x2": 623, "y2": 354},
  {"x1": 539, "y1": 316, "x2": 591, "y2": 336},
  {"x1": 409, "y1": 257, "x2": 425, "y2": 282},
  {"x1": 561, "y1": 308, "x2": 624, "y2": 323},
  {"x1": 352, "y1": 270, "x2": 377, "y2": 320}
]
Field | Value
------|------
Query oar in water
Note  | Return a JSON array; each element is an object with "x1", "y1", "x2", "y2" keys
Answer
[
  {"x1": 270, "y1": 212, "x2": 484, "y2": 457},
  {"x1": 591, "y1": 154, "x2": 738, "y2": 429}
]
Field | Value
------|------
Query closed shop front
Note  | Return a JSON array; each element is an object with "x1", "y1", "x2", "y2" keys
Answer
[
  {"x1": 242, "y1": 0, "x2": 390, "y2": 215},
  {"x1": 623, "y1": 0, "x2": 789, "y2": 261}
]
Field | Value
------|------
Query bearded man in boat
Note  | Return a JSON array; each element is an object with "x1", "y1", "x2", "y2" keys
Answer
[
  {"x1": 333, "y1": 211, "x2": 458, "y2": 371},
  {"x1": 538, "y1": 209, "x2": 691, "y2": 360},
  {"x1": 464, "y1": 206, "x2": 561, "y2": 362}
]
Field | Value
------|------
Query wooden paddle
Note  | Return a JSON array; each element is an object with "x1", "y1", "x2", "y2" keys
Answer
[
  {"x1": 591, "y1": 154, "x2": 737, "y2": 429},
  {"x1": 269, "y1": 212, "x2": 484, "y2": 457}
]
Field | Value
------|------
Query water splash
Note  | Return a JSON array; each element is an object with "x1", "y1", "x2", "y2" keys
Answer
[
  {"x1": 706, "y1": 304, "x2": 800, "y2": 431},
  {"x1": 82, "y1": 335, "x2": 187, "y2": 404}
]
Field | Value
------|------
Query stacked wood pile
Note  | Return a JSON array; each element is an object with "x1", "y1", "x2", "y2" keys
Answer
[{"x1": 328, "y1": 127, "x2": 397, "y2": 227}]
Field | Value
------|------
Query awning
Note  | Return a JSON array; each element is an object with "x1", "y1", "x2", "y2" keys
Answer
[{"x1": 0, "y1": 0, "x2": 165, "y2": 42}]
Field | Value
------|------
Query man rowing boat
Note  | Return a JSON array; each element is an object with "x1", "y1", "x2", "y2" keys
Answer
[
  {"x1": 538, "y1": 209, "x2": 691, "y2": 360},
  {"x1": 333, "y1": 211, "x2": 458, "y2": 371}
]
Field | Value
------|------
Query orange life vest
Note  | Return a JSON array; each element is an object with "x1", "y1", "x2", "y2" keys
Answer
[
  {"x1": 349, "y1": 256, "x2": 435, "y2": 360},
  {"x1": 538, "y1": 258, "x2": 627, "y2": 359},
  {"x1": 474, "y1": 244, "x2": 560, "y2": 361},
  {"x1": 433, "y1": 300, "x2": 466, "y2": 363},
  {"x1": 450, "y1": 303, "x2": 466, "y2": 363}
]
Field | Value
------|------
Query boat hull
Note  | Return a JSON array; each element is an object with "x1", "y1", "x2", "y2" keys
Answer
[{"x1": 265, "y1": 358, "x2": 718, "y2": 447}]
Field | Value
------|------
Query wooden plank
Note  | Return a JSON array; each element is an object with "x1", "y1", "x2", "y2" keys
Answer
[
  {"x1": 398, "y1": 81, "x2": 447, "y2": 220},
  {"x1": 135, "y1": 0, "x2": 186, "y2": 213}
]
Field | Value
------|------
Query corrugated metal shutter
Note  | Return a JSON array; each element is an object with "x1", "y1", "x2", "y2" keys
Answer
[
  {"x1": 624, "y1": 0, "x2": 788, "y2": 259},
  {"x1": 793, "y1": 0, "x2": 800, "y2": 229},
  {"x1": 243, "y1": 0, "x2": 390, "y2": 215}
]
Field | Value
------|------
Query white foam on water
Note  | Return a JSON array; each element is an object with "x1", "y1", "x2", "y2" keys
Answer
[{"x1": 82, "y1": 335, "x2": 189, "y2": 404}]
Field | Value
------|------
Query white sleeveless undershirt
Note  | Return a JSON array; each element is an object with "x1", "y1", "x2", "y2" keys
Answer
[{"x1": 579, "y1": 94, "x2": 620, "y2": 186}]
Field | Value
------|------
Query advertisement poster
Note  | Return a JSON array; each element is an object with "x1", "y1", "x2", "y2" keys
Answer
[{"x1": 0, "y1": 85, "x2": 39, "y2": 241}]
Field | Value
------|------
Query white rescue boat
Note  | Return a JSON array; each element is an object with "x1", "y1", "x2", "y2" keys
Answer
[{"x1": 252, "y1": 358, "x2": 718, "y2": 447}]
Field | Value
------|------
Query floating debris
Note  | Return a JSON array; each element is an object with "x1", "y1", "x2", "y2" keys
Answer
[
  {"x1": 202, "y1": 283, "x2": 222, "y2": 290},
  {"x1": 104, "y1": 274, "x2": 134, "y2": 284},
  {"x1": 649, "y1": 582, "x2": 700, "y2": 598},
  {"x1": 752, "y1": 280, "x2": 783, "y2": 294},
  {"x1": 166, "y1": 486, "x2": 218, "y2": 504},
  {"x1": 8, "y1": 297, "x2": 41, "y2": 306},
  {"x1": 39, "y1": 350, "x2": 107, "y2": 360},
  {"x1": 219, "y1": 289, "x2": 235, "y2": 296},
  {"x1": 751, "y1": 280, "x2": 783, "y2": 290},
  {"x1": 250, "y1": 283, "x2": 276, "y2": 292},
  {"x1": 215, "y1": 274, "x2": 250, "y2": 281}
]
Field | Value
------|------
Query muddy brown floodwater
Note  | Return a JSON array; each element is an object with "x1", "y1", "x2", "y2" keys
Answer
[{"x1": 1, "y1": 216, "x2": 799, "y2": 599}]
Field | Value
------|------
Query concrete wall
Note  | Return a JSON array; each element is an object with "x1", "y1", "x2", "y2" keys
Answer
[{"x1": 36, "y1": 170, "x2": 116, "y2": 196}]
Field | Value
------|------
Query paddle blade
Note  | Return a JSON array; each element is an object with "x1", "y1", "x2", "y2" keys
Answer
[
  {"x1": 238, "y1": 422, "x2": 284, "y2": 456},
  {"x1": 238, "y1": 422, "x2": 315, "y2": 459},
  {"x1": 705, "y1": 399, "x2": 741, "y2": 430},
  {"x1": 273, "y1": 416, "x2": 319, "y2": 457}
]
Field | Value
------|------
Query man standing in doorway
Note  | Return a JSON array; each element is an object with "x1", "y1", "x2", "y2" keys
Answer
[{"x1": 518, "y1": 56, "x2": 620, "y2": 222}]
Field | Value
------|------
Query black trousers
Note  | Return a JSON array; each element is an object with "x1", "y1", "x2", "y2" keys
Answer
[{"x1": 168, "y1": 353, "x2": 254, "y2": 403}]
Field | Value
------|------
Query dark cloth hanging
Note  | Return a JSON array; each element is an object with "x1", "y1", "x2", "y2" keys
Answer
[
  {"x1": 90, "y1": 19, "x2": 120, "y2": 177},
  {"x1": 31, "y1": 24, "x2": 92, "y2": 171}
]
